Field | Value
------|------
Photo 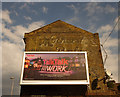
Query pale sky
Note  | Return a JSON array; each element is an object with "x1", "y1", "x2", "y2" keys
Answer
[{"x1": 1, "y1": 0, "x2": 119, "y2": 96}]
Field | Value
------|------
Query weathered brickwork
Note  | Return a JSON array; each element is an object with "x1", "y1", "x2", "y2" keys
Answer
[{"x1": 23, "y1": 20, "x2": 115, "y2": 95}]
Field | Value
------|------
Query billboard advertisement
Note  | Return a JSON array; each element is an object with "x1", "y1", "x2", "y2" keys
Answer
[{"x1": 20, "y1": 52, "x2": 89, "y2": 85}]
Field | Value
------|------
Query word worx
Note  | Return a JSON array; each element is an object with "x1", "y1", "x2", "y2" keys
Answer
[{"x1": 34, "y1": 59, "x2": 69, "y2": 72}]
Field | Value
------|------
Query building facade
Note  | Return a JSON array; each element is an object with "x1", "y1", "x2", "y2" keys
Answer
[{"x1": 21, "y1": 20, "x2": 116, "y2": 96}]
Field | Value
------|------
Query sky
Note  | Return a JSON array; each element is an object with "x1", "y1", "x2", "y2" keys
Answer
[{"x1": 1, "y1": 1, "x2": 119, "y2": 96}]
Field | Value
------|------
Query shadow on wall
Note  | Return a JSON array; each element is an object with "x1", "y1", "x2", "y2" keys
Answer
[{"x1": 20, "y1": 85, "x2": 87, "y2": 96}]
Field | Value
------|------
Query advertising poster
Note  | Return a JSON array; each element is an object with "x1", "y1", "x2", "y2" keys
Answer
[{"x1": 20, "y1": 52, "x2": 89, "y2": 85}]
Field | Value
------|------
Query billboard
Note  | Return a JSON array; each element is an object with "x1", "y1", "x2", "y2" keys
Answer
[{"x1": 20, "y1": 52, "x2": 89, "y2": 85}]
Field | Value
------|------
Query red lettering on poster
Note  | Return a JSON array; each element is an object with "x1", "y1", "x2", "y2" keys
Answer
[{"x1": 25, "y1": 58, "x2": 69, "y2": 72}]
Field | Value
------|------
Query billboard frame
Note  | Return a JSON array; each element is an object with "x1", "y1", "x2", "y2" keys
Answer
[{"x1": 20, "y1": 51, "x2": 89, "y2": 85}]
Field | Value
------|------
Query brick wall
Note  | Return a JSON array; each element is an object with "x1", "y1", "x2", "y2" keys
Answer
[{"x1": 21, "y1": 20, "x2": 115, "y2": 96}]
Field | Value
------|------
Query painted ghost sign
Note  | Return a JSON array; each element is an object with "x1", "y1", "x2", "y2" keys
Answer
[{"x1": 20, "y1": 52, "x2": 89, "y2": 85}]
